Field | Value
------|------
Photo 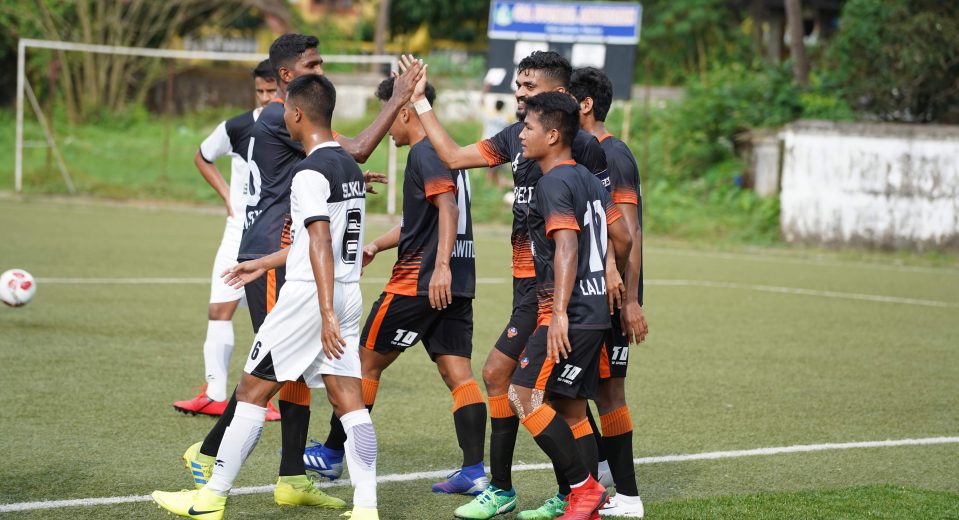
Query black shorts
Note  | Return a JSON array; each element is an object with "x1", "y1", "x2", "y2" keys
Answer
[
  {"x1": 601, "y1": 308, "x2": 630, "y2": 379},
  {"x1": 493, "y1": 277, "x2": 538, "y2": 360},
  {"x1": 511, "y1": 325, "x2": 606, "y2": 400},
  {"x1": 360, "y1": 292, "x2": 473, "y2": 361},
  {"x1": 243, "y1": 264, "x2": 286, "y2": 333}
]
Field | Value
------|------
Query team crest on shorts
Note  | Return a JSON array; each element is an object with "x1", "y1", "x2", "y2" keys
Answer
[
  {"x1": 520, "y1": 356, "x2": 529, "y2": 369},
  {"x1": 507, "y1": 326, "x2": 518, "y2": 339}
]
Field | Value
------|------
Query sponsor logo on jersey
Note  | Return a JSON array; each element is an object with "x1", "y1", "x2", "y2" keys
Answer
[
  {"x1": 558, "y1": 364, "x2": 582, "y2": 385},
  {"x1": 507, "y1": 326, "x2": 518, "y2": 339},
  {"x1": 342, "y1": 181, "x2": 365, "y2": 198},
  {"x1": 391, "y1": 328, "x2": 419, "y2": 348},
  {"x1": 513, "y1": 186, "x2": 535, "y2": 205},
  {"x1": 520, "y1": 356, "x2": 529, "y2": 369},
  {"x1": 452, "y1": 239, "x2": 475, "y2": 258}
]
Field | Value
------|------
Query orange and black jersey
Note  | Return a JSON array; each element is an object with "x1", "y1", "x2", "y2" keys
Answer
[
  {"x1": 528, "y1": 161, "x2": 621, "y2": 329},
  {"x1": 238, "y1": 99, "x2": 304, "y2": 260},
  {"x1": 476, "y1": 123, "x2": 608, "y2": 279},
  {"x1": 600, "y1": 134, "x2": 643, "y2": 229},
  {"x1": 386, "y1": 138, "x2": 475, "y2": 298}
]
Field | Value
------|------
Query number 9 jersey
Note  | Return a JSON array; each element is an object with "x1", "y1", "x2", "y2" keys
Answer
[
  {"x1": 527, "y1": 160, "x2": 622, "y2": 329},
  {"x1": 285, "y1": 141, "x2": 366, "y2": 284}
]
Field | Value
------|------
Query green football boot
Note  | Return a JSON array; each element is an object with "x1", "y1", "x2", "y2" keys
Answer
[
  {"x1": 274, "y1": 474, "x2": 347, "y2": 508},
  {"x1": 454, "y1": 485, "x2": 517, "y2": 519},
  {"x1": 516, "y1": 492, "x2": 568, "y2": 520},
  {"x1": 182, "y1": 441, "x2": 213, "y2": 490}
]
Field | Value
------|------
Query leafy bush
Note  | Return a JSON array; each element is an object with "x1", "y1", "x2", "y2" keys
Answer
[{"x1": 826, "y1": 0, "x2": 959, "y2": 122}]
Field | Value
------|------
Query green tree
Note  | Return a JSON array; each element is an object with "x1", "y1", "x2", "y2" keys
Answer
[
  {"x1": 637, "y1": 0, "x2": 751, "y2": 85},
  {"x1": 827, "y1": 0, "x2": 959, "y2": 122},
  {"x1": 389, "y1": 0, "x2": 489, "y2": 42},
  {"x1": 0, "y1": 0, "x2": 256, "y2": 123}
]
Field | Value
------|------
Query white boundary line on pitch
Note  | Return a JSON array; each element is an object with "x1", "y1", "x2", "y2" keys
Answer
[
  {"x1": 35, "y1": 277, "x2": 958, "y2": 308},
  {"x1": 648, "y1": 247, "x2": 959, "y2": 275},
  {"x1": 1, "y1": 436, "x2": 957, "y2": 513}
]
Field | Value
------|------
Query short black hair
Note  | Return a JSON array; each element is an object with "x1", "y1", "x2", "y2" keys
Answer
[
  {"x1": 569, "y1": 67, "x2": 613, "y2": 122},
  {"x1": 252, "y1": 59, "x2": 277, "y2": 82},
  {"x1": 374, "y1": 76, "x2": 436, "y2": 106},
  {"x1": 517, "y1": 51, "x2": 572, "y2": 88},
  {"x1": 287, "y1": 74, "x2": 336, "y2": 127},
  {"x1": 524, "y1": 92, "x2": 579, "y2": 147},
  {"x1": 269, "y1": 33, "x2": 319, "y2": 76},
  {"x1": 495, "y1": 100, "x2": 505, "y2": 111}
]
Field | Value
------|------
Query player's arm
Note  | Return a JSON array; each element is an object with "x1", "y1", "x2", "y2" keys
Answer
[
  {"x1": 307, "y1": 220, "x2": 347, "y2": 360},
  {"x1": 335, "y1": 59, "x2": 424, "y2": 163},
  {"x1": 617, "y1": 204, "x2": 647, "y2": 344},
  {"x1": 221, "y1": 248, "x2": 290, "y2": 288},
  {"x1": 400, "y1": 56, "x2": 495, "y2": 170},
  {"x1": 197, "y1": 122, "x2": 234, "y2": 217},
  {"x1": 363, "y1": 224, "x2": 401, "y2": 267},
  {"x1": 605, "y1": 241, "x2": 624, "y2": 313},
  {"x1": 429, "y1": 190, "x2": 458, "y2": 310},
  {"x1": 548, "y1": 229, "x2": 578, "y2": 363},
  {"x1": 194, "y1": 152, "x2": 232, "y2": 217}
]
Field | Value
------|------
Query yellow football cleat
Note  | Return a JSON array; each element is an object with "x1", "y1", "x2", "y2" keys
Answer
[
  {"x1": 151, "y1": 487, "x2": 226, "y2": 520},
  {"x1": 341, "y1": 506, "x2": 380, "y2": 519},
  {"x1": 182, "y1": 441, "x2": 213, "y2": 489},
  {"x1": 274, "y1": 474, "x2": 347, "y2": 508}
]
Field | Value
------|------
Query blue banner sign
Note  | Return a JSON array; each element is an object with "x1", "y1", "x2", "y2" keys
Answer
[{"x1": 488, "y1": 1, "x2": 642, "y2": 44}]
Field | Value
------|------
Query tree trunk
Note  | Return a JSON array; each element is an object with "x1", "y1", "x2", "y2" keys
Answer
[
  {"x1": 785, "y1": 0, "x2": 809, "y2": 87},
  {"x1": 373, "y1": 0, "x2": 391, "y2": 71}
]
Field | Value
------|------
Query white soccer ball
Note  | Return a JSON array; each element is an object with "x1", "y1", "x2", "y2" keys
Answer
[{"x1": 0, "y1": 269, "x2": 37, "y2": 307}]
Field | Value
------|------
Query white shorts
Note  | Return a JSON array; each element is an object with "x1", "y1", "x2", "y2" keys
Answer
[
  {"x1": 210, "y1": 218, "x2": 247, "y2": 305},
  {"x1": 243, "y1": 280, "x2": 362, "y2": 387}
]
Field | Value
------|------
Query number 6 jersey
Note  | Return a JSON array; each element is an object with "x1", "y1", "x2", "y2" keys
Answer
[
  {"x1": 285, "y1": 141, "x2": 366, "y2": 284},
  {"x1": 528, "y1": 160, "x2": 622, "y2": 329}
]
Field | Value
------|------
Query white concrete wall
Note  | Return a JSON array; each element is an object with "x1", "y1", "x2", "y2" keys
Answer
[{"x1": 780, "y1": 121, "x2": 959, "y2": 249}]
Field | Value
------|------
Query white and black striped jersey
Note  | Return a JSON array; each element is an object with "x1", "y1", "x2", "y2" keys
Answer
[
  {"x1": 198, "y1": 107, "x2": 261, "y2": 224},
  {"x1": 286, "y1": 141, "x2": 366, "y2": 284}
]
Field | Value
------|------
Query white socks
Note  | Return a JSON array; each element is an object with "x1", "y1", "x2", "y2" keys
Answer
[
  {"x1": 203, "y1": 320, "x2": 234, "y2": 401},
  {"x1": 341, "y1": 408, "x2": 378, "y2": 508},
  {"x1": 206, "y1": 402, "x2": 266, "y2": 495}
]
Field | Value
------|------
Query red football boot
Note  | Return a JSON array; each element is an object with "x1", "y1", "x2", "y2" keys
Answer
[
  {"x1": 558, "y1": 476, "x2": 609, "y2": 520},
  {"x1": 265, "y1": 400, "x2": 282, "y2": 421},
  {"x1": 173, "y1": 386, "x2": 228, "y2": 416}
]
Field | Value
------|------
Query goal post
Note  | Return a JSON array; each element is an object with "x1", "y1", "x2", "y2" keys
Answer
[{"x1": 14, "y1": 38, "x2": 401, "y2": 214}]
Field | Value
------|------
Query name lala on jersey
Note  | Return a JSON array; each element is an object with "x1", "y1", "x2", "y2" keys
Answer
[{"x1": 530, "y1": 241, "x2": 606, "y2": 296}]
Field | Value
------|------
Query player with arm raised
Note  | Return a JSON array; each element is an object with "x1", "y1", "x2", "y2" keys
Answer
[
  {"x1": 310, "y1": 77, "x2": 489, "y2": 497},
  {"x1": 569, "y1": 67, "x2": 649, "y2": 518},
  {"x1": 179, "y1": 33, "x2": 423, "y2": 508},
  {"x1": 507, "y1": 92, "x2": 632, "y2": 520},
  {"x1": 153, "y1": 73, "x2": 381, "y2": 520},
  {"x1": 173, "y1": 59, "x2": 281, "y2": 419},
  {"x1": 397, "y1": 51, "x2": 610, "y2": 520}
]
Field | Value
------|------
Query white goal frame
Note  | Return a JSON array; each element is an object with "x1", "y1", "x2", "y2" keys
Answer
[{"x1": 15, "y1": 38, "x2": 401, "y2": 214}]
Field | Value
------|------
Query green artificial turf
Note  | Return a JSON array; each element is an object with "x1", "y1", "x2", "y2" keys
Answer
[{"x1": 0, "y1": 199, "x2": 957, "y2": 519}]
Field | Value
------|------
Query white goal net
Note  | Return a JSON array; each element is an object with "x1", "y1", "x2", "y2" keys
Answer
[{"x1": 14, "y1": 38, "x2": 401, "y2": 213}]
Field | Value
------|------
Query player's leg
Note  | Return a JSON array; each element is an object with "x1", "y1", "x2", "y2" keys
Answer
[
  {"x1": 512, "y1": 328, "x2": 608, "y2": 520},
  {"x1": 153, "y1": 371, "x2": 284, "y2": 519},
  {"x1": 421, "y1": 298, "x2": 488, "y2": 496},
  {"x1": 305, "y1": 292, "x2": 406, "y2": 480},
  {"x1": 313, "y1": 281, "x2": 378, "y2": 519},
  {"x1": 173, "y1": 226, "x2": 246, "y2": 416},
  {"x1": 482, "y1": 278, "x2": 536, "y2": 488},
  {"x1": 595, "y1": 377, "x2": 642, "y2": 518},
  {"x1": 325, "y1": 374, "x2": 379, "y2": 519}
]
